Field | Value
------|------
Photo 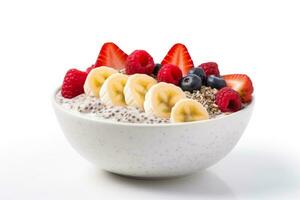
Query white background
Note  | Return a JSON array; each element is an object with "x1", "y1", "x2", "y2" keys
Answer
[{"x1": 1, "y1": 0, "x2": 300, "y2": 199}]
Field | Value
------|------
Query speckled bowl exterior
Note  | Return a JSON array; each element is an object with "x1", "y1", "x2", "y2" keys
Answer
[{"x1": 52, "y1": 89, "x2": 254, "y2": 178}]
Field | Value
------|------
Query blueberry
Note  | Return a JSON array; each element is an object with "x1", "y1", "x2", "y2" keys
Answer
[
  {"x1": 180, "y1": 74, "x2": 202, "y2": 92},
  {"x1": 152, "y1": 63, "x2": 162, "y2": 76},
  {"x1": 188, "y1": 67, "x2": 206, "y2": 84},
  {"x1": 206, "y1": 75, "x2": 226, "y2": 89}
]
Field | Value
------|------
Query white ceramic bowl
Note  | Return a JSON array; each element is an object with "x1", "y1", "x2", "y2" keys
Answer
[{"x1": 52, "y1": 89, "x2": 254, "y2": 178}]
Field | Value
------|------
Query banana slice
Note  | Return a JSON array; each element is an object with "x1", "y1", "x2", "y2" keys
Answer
[
  {"x1": 99, "y1": 73, "x2": 128, "y2": 106},
  {"x1": 124, "y1": 74, "x2": 157, "y2": 109},
  {"x1": 170, "y1": 99, "x2": 209, "y2": 123},
  {"x1": 84, "y1": 66, "x2": 118, "y2": 97},
  {"x1": 144, "y1": 82, "x2": 186, "y2": 118}
]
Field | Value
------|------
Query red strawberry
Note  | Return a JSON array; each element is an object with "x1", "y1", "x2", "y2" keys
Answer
[
  {"x1": 61, "y1": 69, "x2": 87, "y2": 99},
  {"x1": 157, "y1": 64, "x2": 183, "y2": 85},
  {"x1": 222, "y1": 74, "x2": 254, "y2": 103},
  {"x1": 95, "y1": 42, "x2": 128, "y2": 69},
  {"x1": 161, "y1": 43, "x2": 194, "y2": 76}
]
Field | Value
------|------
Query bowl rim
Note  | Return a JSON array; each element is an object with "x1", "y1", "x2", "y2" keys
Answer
[{"x1": 52, "y1": 87, "x2": 254, "y2": 127}]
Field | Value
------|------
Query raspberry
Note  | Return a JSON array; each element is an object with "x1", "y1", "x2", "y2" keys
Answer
[
  {"x1": 215, "y1": 87, "x2": 242, "y2": 112},
  {"x1": 61, "y1": 69, "x2": 87, "y2": 98},
  {"x1": 157, "y1": 64, "x2": 183, "y2": 85},
  {"x1": 199, "y1": 62, "x2": 220, "y2": 77},
  {"x1": 86, "y1": 64, "x2": 96, "y2": 74},
  {"x1": 125, "y1": 50, "x2": 155, "y2": 75}
]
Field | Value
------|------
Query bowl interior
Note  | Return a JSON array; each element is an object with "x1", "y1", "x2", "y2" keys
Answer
[{"x1": 52, "y1": 87, "x2": 255, "y2": 127}]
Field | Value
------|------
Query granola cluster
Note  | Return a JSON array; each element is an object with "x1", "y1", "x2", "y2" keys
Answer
[{"x1": 185, "y1": 86, "x2": 221, "y2": 117}]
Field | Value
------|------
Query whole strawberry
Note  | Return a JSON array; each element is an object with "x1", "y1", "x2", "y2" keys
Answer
[
  {"x1": 157, "y1": 64, "x2": 183, "y2": 86},
  {"x1": 199, "y1": 62, "x2": 220, "y2": 77},
  {"x1": 61, "y1": 69, "x2": 87, "y2": 98},
  {"x1": 125, "y1": 50, "x2": 155, "y2": 75}
]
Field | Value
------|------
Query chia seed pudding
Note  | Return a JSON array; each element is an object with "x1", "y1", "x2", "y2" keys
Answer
[
  {"x1": 56, "y1": 43, "x2": 254, "y2": 124},
  {"x1": 55, "y1": 86, "x2": 222, "y2": 124}
]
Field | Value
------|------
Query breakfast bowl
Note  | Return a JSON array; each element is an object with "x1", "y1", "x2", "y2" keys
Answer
[{"x1": 52, "y1": 88, "x2": 254, "y2": 179}]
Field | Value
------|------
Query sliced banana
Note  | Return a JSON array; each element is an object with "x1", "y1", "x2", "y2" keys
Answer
[
  {"x1": 99, "y1": 73, "x2": 128, "y2": 106},
  {"x1": 170, "y1": 99, "x2": 209, "y2": 123},
  {"x1": 144, "y1": 82, "x2": 186, "y2": 118},
  {"x1": 124, "y1": 74, "x2": 157, "y2": 109},
  {"x1": 84, "y1": 66, "x2": 117, "y2": 97}
]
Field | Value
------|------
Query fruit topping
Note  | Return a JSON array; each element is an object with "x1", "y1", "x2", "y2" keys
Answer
[
  {"x1": 222, "y1": 74, "x2": 254, "y2": 103},
  {"x1": 170, "y1": 99, "x2": 209, "y2": 123},
  {"x1": 86, "y1": 64, "x2": 96, "y2": 74},
  {"x1": 144, "y1": 82, "x2": 186, "y2": 118},
  {"x1": 215, "y1": 87, "x2": 242, "y2": 112},
  {"x1": 125, "y1": 50, "x2": 155, "y2": 75},
  {"x1": 157, "y1": 64, "x2": 183, "y2": 86},
  {"x1": 161, "y1": 43, "x2": 194, "y2": 76},
  {"x1": 188, "y1": 67, "x2": 206, "y2": 84},
  {"x1": 61, "y1": 69, "x2": 88, "y2": 99},
  {"x1": 59, "y1": 42, "x2": 254, "y2": 122},
  {"x1": 199, "y1": 62, "x2": 220, "y2": 77},
  {"x1": 95, "y1": 42, "x2": 128, "y2": 70},
  {"x1": 84, "y1": 66, "x2": 118, "y2": 97},
  {"x1": 99, "y1": 73, "x2": 128, "y2": 106},
  {"x1": 152, "y1": 63, "x2": 162, "y2": 76},
  {"x1": 180, "y1": 74, "x2": 202, "y2": 92},
  {"x1": 124, "y1": 74, "x2": 157, "y2": 109},
  {"x1": 206, "y1": 75, "x2": 227, "y2": 89}
]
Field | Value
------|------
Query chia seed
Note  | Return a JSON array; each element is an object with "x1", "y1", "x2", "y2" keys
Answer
[
  {"x1": 55, "y1": 86, "x2": 223, "y2": 124},
  {"x1": 184, "y1": 86, "x2": 221, "y2": 117}
]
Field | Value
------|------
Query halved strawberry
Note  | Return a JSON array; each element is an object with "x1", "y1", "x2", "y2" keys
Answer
[
  {"x1": 95, "y1": 42, "x2": 128, "y2": 70},
  {"x1": 161, "y1": 43, "x2": 194, "y2": 76},
  {"x1": 222, "y1": 74, "x2": 254, "y2": 103}
]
